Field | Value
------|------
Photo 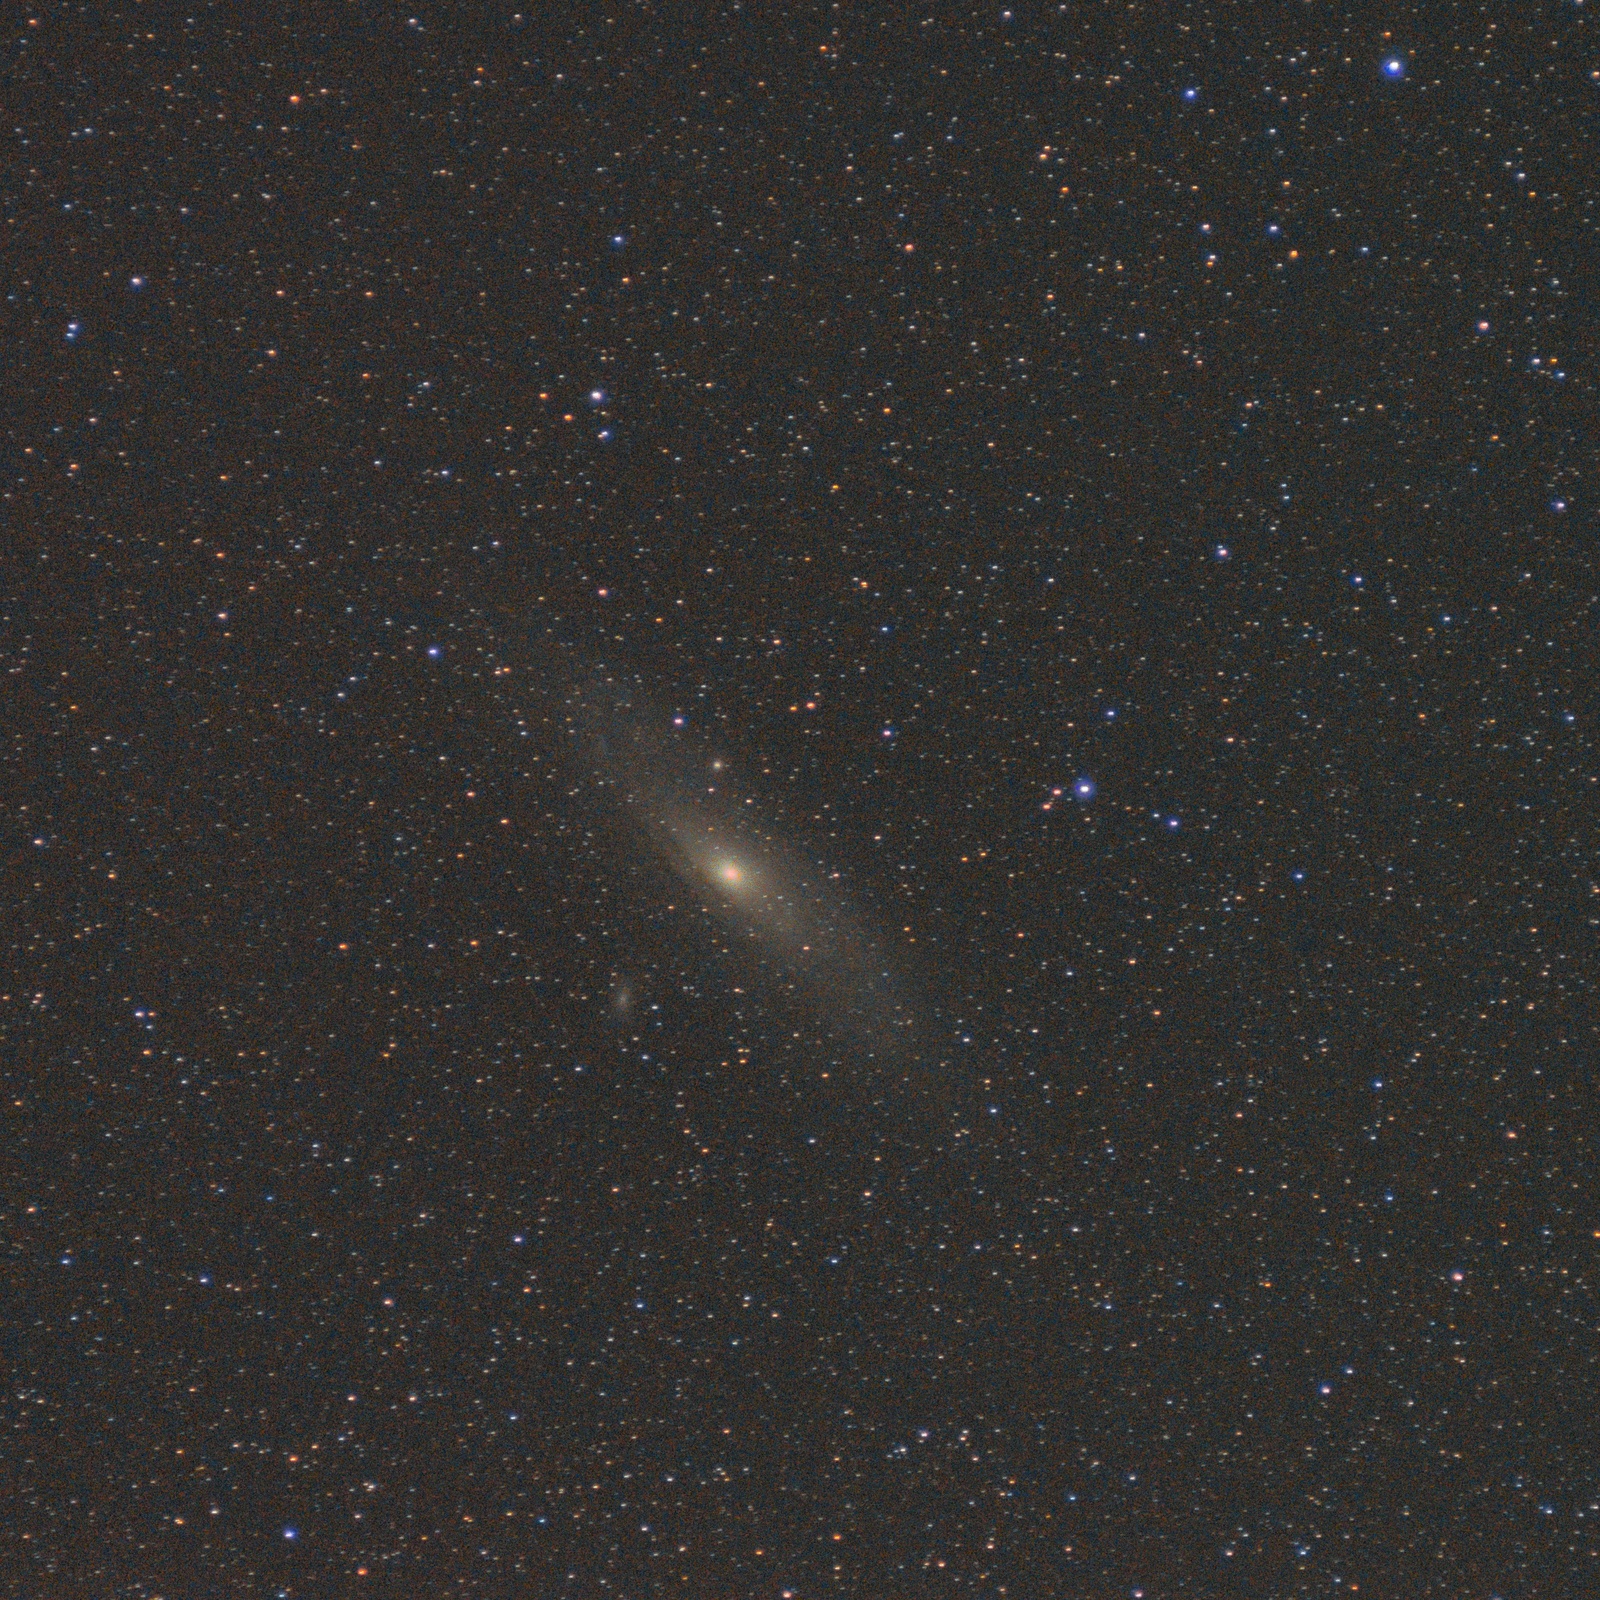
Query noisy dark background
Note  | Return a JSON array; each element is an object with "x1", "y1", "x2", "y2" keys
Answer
[{"x1": 4, "y1": 2, "x2": 1594, "y2": 1595}]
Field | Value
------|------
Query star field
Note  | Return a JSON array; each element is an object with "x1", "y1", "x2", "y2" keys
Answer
[{"x1": 4, "y1": 3, "x2": 1596, "y2": 1596}]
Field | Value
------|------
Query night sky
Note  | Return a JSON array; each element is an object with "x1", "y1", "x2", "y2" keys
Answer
[{"x1": 7, "y1": 3, "x2": 1596, "y2": 1596}]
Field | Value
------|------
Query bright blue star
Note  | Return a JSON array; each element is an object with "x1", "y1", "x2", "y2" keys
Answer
[
  {"x1": 1183, "y1": 87, "x2": 1199, "y2": 101},
  {"x1": 1073, "y1": 776, "x2": 1096, "y2": 802},
  {"x1": 1382, "y1": 56, "x2": 1407, "y2": 79},
  {"x1": 283, "y1": 1527, "x2": 298, "y2": 1541},
  {"x1": 426, "y1": 645, "x2": 443, "y2": 658}
]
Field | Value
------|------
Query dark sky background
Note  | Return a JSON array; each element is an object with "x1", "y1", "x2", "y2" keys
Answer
[{"x1": 6, "y1": 2, "x2": 1596, "y2": 1595}]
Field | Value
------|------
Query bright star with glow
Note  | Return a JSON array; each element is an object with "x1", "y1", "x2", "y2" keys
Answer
[
  {"x1": 1382, "y1": 55, "x2": 1407, "y2": 78},
  {"x1": 1073, "y1": 777, "x2": 1096, "y2": 802}
]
